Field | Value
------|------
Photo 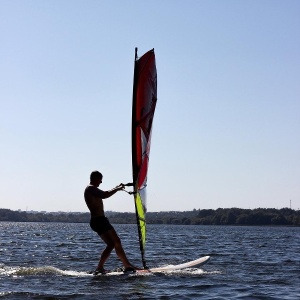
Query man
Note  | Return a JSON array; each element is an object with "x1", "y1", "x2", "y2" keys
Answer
[{"x1": 84, "y1": 170, "x2": 136, "y2": 274}]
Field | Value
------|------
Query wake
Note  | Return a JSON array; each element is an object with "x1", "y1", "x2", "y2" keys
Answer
[
  {"x1": 0, "y1": 264, "x2": 220, "y2": 277},
  {"x1": 0, "y1": 265, "x2": 90, "y2": 277}
]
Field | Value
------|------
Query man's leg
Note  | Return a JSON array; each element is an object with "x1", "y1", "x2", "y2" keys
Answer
[
  {"x1": 99, "y1": 228, "x2": 132, "y2": 269},
  {"x1": 96, "y1": 236, "x2": 114, "y2": 270}
]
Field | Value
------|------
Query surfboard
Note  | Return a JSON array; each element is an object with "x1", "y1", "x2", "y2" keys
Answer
[
  {"x1": 95, "y1": 256, "x2": 210, "y2": 275},
  {"x1": 144, "y1": 255, "x2": 210, "y2": 273}
]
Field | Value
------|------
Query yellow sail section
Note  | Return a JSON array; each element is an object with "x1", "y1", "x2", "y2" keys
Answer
[{"x1": 134, "y1": 191, "x2": 146, "y2": 249}]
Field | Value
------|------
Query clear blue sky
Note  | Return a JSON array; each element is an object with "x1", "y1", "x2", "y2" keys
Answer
[{"x1": 1, "y1": 0, "x2": 299, "y2": 212}]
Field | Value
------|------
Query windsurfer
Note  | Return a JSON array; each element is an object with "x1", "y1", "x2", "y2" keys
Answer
[{"x1": 84, "y1": 170, "x2": 136, "y2": 274}]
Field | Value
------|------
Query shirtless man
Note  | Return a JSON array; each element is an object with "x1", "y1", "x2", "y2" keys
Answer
[{"x1": 84, "y1": 170, "x2": 135, "y2": 274}]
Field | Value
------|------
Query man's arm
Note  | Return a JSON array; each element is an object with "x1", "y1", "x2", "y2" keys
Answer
[{"x1": 101, "y1": 184, "x2": 125, "y2": 199}]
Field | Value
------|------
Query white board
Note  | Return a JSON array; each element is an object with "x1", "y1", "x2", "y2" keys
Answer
[
  {"x1": 146, "y1": 255, "x2": 210, "y2": 273},
  {"x1": 99, "y1": 256, "x2": 210, "y2": 275}
]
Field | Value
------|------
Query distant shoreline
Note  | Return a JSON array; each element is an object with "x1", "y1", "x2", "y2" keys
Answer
[{"x1": 1, "y1": 208, "x2": 299, "y2": 226}]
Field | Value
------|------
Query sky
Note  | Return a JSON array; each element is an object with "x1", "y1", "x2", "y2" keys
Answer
[{"x1": 0, "y1": 0, "x2": 299, "y2": 213}]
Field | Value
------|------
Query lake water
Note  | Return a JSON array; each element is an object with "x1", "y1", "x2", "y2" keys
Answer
[{"x1": 0, "y1": 222, "x2": 299, "y2": 299}]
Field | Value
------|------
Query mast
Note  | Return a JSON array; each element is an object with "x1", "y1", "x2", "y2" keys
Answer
[{"x1": 131, "y1": 48, "x2": 157, "y2": 268}]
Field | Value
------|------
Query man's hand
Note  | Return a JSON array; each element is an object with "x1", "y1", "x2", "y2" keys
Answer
[{"x1": 115, "y1": 183, "x2": 125, "y2": 191}]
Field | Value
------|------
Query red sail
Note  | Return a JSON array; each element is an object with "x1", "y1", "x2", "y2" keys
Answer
[{"x1": 132, "y1": 48, "x2": 157, "y2": 186}]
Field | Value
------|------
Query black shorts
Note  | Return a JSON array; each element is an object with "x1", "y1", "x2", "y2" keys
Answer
[{"x1": 90, "y1": 216, "x2": 114, "y2": 236}]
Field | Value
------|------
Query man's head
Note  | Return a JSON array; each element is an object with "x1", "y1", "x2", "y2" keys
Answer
[{"x1": 90, "y1": 171, "x2": 103, "y2": 186}]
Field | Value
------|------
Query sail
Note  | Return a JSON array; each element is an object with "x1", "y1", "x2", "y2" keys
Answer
[{"x1": 131, "y1": 48, "x2": 157, "y2": 268}]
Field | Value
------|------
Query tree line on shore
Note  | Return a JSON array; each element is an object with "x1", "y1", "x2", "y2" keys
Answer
[{"x1": 0, "y1": 208, "x2": 299, "y2": 226}]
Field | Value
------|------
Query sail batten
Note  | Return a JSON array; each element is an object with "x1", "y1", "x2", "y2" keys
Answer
[{"x1": 131, "y1": 48, "x2": 157, "y2": 269}]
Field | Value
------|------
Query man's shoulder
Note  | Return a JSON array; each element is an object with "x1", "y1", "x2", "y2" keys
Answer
[
  {"x1": 85, "y1": 185, "x2": 104, "y2": 196},
  {"x1": 85, "y1": 184, "x2": 96, "y2": 190}
]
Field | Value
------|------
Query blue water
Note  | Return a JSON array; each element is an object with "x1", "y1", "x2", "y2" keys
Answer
[{"x1": 0, "y1": 222, "x2": 299, "y2": 299}]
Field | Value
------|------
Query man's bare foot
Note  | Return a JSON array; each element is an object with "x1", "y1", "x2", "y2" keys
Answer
[
  {"x1": 93, "y1": 266, "x2": 107, "y2": 275},
  {"x1": 123, "y1": 265, "x2": 142, "y2": 273}
]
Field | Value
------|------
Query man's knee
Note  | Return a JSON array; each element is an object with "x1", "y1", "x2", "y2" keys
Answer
[
  {"x1": 113, "y1": 236, "x2": 122, "y2": 248},
  {"x1": 105, "y1": 243, "x2": 114, "y2": 251}
]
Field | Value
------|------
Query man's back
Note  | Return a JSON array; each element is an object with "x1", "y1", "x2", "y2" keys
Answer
[{"x1": 84, "y1": 185, "x2": 105, "y2": 217}]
